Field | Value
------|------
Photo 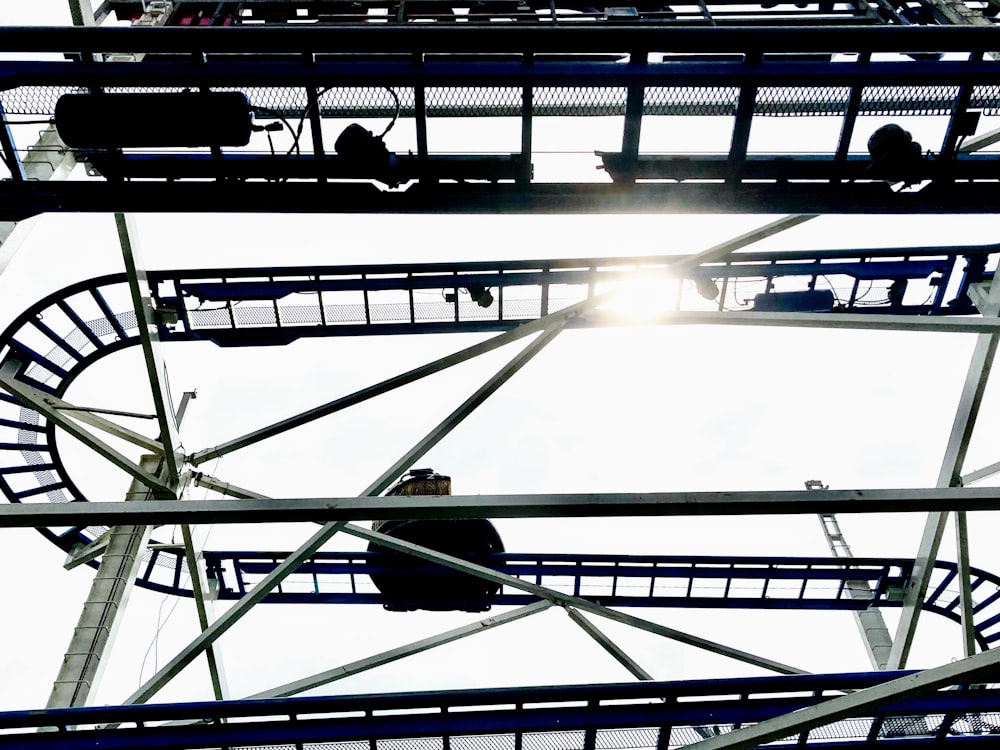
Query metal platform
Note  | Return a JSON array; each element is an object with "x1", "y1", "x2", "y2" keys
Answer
[
  {"x1": 3, "y1": 26, "x2": 1000, "y2": 215},
  {"x1": 2, "y1": 672, "x2": 1000, "y2": 749}
]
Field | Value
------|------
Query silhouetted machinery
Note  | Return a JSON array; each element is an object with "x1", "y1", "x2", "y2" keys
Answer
[{"x1": 368, "y1": 469, "x2": 505, "y2": 611}]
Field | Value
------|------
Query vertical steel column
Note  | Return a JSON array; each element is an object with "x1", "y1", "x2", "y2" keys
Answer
[
  {"x1": 305, "y1": 81, "x2": 327, "y2": 183},
  {"x1": 888, "y1": 278, "x2": 1000, "y2": 669},
  {"x1": 0, "y1": 103, "x2": 25, "y2": 183},
  {"x1": 45, "y1": 455, "x2": 161, "y2": 708},
  {"x1": 519, "y1": 54, "x2": 533, "y2": 187},
  {"x1": 180, "y1": 522, "x2": 229, "y2": 700},
  {"x1": 619, "y1": 50, "x2": 647, "y2": 183},
  {"x1": 955, "y1": 510, "x2": 977, "y2": 657}
]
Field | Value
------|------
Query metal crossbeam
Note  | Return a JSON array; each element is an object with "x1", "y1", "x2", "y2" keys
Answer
[
  {"x1": 3, "y1": 486, "x2": 1000, "y2": 527},
  {"x1": 888, "y1": 275, "x2": 1000, "y2": 669},
  {"x1": 125, "y1": 322, "x2": 566, "y2": 705},
  {"x1": 249, "y1": 601, "x2": 553, "y2": 699},
  {"x1": 116, "y1": 213, "x2": 182, "y2": 491},
  {"x1": 345, "y1": 522, "x2": 806, "y2": 675},
  {"x1": 686, "y1": 645, "x2": 1000, "y2": 749}
]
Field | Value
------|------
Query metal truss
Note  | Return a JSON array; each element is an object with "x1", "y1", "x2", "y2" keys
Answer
[
  {"x1": 2, "y1": 672, "x2": 1000, "y2": 749},
  {"x1": 3, "y1": 27, "x2": 1000, "y2": 215},
  {"x1": 6, "y1": 3, "x2": 1000, "y2": 743},
  {"x1": 2, "y1": 249, "x2": 993, "y2": 568}
]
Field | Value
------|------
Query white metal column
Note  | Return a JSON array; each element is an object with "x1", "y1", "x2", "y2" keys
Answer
[{"x1": 45, "y1": 456, "x2": 160, "y2": 708}]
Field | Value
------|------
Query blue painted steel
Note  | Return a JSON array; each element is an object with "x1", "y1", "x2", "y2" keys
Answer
[
  {"x1": 1, "y1": 672, "x2": 999, "y2": 749},
  {"x1": 0, "y1": 249, "x2": 991, "y2": 581},
  {"x1": 3, "y1": 28, "x2": 1000, "y2": 215}
]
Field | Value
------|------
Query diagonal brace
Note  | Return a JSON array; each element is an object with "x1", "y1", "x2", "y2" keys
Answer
[
  {"x1": 344, "y1": 522, "x2": 805, "y2": 676},
  {"x1": 0, "y1": 359, "x2": 172, "y2": 495}
]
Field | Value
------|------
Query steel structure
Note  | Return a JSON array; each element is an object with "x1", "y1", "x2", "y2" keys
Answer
[{"x1": 4, "y1": 1, "x2": 1000, "y2": 748}]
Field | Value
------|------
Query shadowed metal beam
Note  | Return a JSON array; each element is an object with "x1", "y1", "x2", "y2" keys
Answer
[
  {"x1": 248, "y1": 601, "x2": 553, "y2": 700},
  {"x1": 344, "y1": 522, "x2": 806, "y2": 675},
  {"x1": 7, "y1": 486, "x2": 1000, "y2": 527},
  {"x1": 683, "y1": 645, "x2": 1000, "y2": 749},
  {"x1": 0, "y1": 360, "x2": 172, "y2": 495},
  {"x1": 124, "y1": 323, "x2": 566, "y2": 705},
  {"x1": 565, "y1": 607, "x2": 654, "y2": 681},
  {"x1": 191, "y1": 236, "x2": 746, "y2": 466},
  {"x1": 116, "y1": 213, "x2": 182, "y2": 492},
  {"x1": 888, "y1": 275, "x2": 1000, "y2": 669}
]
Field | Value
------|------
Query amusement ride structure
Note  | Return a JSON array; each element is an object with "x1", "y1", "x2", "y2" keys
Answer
[{"x1": 5, "y1": 0, "x2": 1000, "y2": 748}]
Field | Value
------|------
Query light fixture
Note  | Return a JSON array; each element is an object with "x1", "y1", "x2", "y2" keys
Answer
[
  {"x1": 443, "y1": 286, "x2": 495, "y2": 307},
  {"x1": 695, "y1": 277, "x2": 720, "y2": 300},
  {"x1": 466, "y1": 285, "x2": 495, "y2": 308},
  {"x1": 54, "y1": 92, "x2": 252, "y2": 148},
  {"x1": 867, "y1": 124, "x2": 923, "y2": 180}
]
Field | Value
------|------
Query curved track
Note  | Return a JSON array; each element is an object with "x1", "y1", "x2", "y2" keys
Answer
[{"x1": 0, "y1": 252, "x2": 996, "y2": 642}]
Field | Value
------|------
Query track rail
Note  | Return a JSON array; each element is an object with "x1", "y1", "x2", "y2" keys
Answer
[
  {"x1": 0, "y1": 252, "x2": 996, "y2": 642},
  {"x1": 1, "y1": 672, "x2": 999, "y2": 748}
]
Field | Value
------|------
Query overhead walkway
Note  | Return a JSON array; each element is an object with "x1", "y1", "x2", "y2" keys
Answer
[
  {"x1": 0, "y1": 252, "x2": 999, "y2": 646},
  {"x1": 0, "y1": 248, "x2": 992, "y2": 559},
  {"x1": 3, "y1": 26, "x2": 1000, "y2": 215},
  {"x1": 1, "y1": 672, "x2": 999, "y2": 749}
]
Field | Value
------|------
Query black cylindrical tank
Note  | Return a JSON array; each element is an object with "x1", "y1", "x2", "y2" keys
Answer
[{"x1": 368, "y1": 469, "x2": 504, "y2": 612}]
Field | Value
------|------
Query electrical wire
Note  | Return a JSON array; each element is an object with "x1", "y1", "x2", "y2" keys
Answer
[
  {"x1": 378, "y1": 87, "x2": 401, "y2": 139},
  {"x1": 138, "y1": 458, "x2": 221, "y2": 685},
  {"x1": 287, "y1": 89, "x2": 329, "y2": 158},
  {"x1": 820, "y1": 274, "x2": 844, "y2": 308},
  {"x1": 253, "y1": 106, "x2": 300, "y2": 157}
]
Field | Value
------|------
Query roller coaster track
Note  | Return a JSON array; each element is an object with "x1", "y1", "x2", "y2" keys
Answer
[
  {"x1": 1, "y1": 671, "x2": 999, "y2": 748},
  {"x1": 5, "y1": 25, "x2": 1000, "y2": 216},
  {"x1": 0, "y1": 249, "x2": 998, "y2": 646}
]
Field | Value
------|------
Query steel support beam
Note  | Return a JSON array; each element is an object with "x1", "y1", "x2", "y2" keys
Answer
[
  {"x1": 190, "y1": 235, "x2": 744, "y2": 467},
  {"x1": 116, "y1": 213, "x2": 183, "y2": 491},
  {"x1": 8, "y1": 486, "x2": 1000, "y2": 528},
  {"x1": 962, "y1": 459, "x2": 1000, "y2": 485},
  {"x1": 0, "y1": 126, "x2": 76, "y2": 279},
  {"x1": 191, "y1": 290, "x2": 589, "y2": 465},
  {"x1": 125, "y1": 322, "x2": 565, "y2": 705},
  {"x1": 68, "y1": 0, "x2": 98, "y2": 26},
  {"x1": 249, "y1": 601, "x2": 553, "y2": 700},
  {"x1": 179, "y1": 523, "x2": 228, "y2": 701},
  {"x1": 955, "y1": 510, "x2": 977, "y2": 658},
  {"x1": 818, "y1": 513, "x2": 894, "y2": 670},
  {"x1": 45, "y1": 455, "x2": 160, "y2": 708},
  {"x1": 565, "y1": 607, "x2": 654, "y2": 681},
  {"x1": 683, "y1": 644, "x2": 1000, "y2": 749},
  {"x1": 5, "y1": 24, "x2": 1000, "y2": 54},
  {"x1": 345, "y1": 522, "x2": 805, "y2": 675},
  {"x1": 0, "y1": 360, "x2": 173, "y2": 495},
  {"x1": 887, "y1": 277, "x2": 1000, "y2": 670}
]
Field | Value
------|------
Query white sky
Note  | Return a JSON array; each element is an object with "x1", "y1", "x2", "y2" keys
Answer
[{"x1": 3, "y1": 0, "x2": 1000, "y2": 717}]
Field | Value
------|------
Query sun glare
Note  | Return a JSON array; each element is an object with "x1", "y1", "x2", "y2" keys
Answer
[{"x1": 598, "y1": 271, "x2": 683, "y2": 322}]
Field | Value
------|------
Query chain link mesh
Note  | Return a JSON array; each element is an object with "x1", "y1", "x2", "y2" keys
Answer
[
  {"x1": 644, "y1": 86, "x2": 738, "y2": 116},
  {"x1": 860, "y1": 85, "x2": 961, "y2": 116},
  {"x1": 2, "y1": 84, "x2": 993, "y2": 118},
  {"x1": 756, "y1": 86, "x2": 851, "y2": 116}
]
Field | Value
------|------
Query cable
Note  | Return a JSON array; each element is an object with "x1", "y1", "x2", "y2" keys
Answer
[
  {"x1": 378, "y1": 87, "x2": 401, "y2": 139},
  {"x1": 253, "y1": 106, "x2": 300, "y2": 157},
  {"x1": 820, "y1": 274, "x2": 843, "y2": 308},
  {"x1": 288, "y1": 87, "x2": 332, "y2": 158}
]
